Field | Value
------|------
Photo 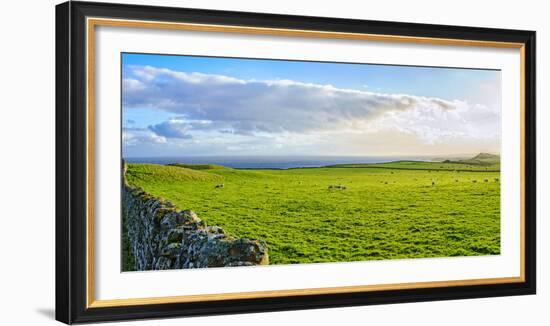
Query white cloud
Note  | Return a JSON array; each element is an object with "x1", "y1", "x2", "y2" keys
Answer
[
  {"x1": 122, "y1": 65, "x2": 500, "y2": 156},
  {"x1": 123, "y1": 128, "x2": 166, "y2": 146}
]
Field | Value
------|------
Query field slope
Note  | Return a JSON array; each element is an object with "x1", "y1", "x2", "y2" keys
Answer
[{"x1": 126, "y1": 159, "x2": 500, "y2": 265}]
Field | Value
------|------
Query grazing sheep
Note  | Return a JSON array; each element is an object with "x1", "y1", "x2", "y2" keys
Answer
[
  {"x1": 432, "y1": 181, "x2": 436, "y2": 186},
  {"x1": 328, "y1": 184, "x2": 346, "y2": 190},
  {"x1": 215, "y1": 183, "x2": 224, "y2": 188},
  {"x1": 472, "y1": 180, "x2": 477, "y2": 183},
  {"x1": 494, "y1": 178, "x2": 500, "y2": 182},
  {"x1": 455, "y1": 179, "x2": 459, "y2": 182},
  {"x1": 484, "y1": 179, "x2": 488, "y2": 182}
]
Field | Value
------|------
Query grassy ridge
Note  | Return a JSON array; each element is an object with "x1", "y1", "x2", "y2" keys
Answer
[
  {"x1": 126, "y1": 163, "x2": 223, "y2": 183},
  {"x1": 168, "y1": 163, "x2": 228, "y2": 170},
  {"x1": 126, "y1": 162, "x2": 500, "y2": 265},
  {"x1": 327, "y1": 160, "x2": 500, "y2": 172}
]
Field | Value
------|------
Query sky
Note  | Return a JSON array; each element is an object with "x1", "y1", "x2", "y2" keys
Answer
[{"x1": 122, "y1": 53, "x2": 501, "y2": 158}]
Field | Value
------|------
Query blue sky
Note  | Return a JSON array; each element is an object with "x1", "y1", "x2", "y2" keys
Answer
[
  {"x1": 122, "y1": 53, "x2": 501, "y2": 157},
  {"x1": 123, "y1": 53, "x2": 498, "y2": 104}
]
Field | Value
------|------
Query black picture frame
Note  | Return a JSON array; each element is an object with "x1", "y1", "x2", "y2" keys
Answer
[{"x1": 56, "y1": 1, "x2": 536, "y2": 324}]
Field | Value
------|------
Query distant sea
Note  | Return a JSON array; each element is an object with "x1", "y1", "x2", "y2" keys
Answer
[{"x1": 124, "y1": 155, "x2": 437, "y2": 169}]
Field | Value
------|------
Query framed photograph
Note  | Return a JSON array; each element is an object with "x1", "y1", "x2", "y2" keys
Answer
[{"x1": 56, "y1": 1, "x2": 536, "y2": 324}]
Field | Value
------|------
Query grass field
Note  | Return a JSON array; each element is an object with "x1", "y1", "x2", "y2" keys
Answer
[{"x1": 125, "y1": 159, "x2": 500, "y2": 265}]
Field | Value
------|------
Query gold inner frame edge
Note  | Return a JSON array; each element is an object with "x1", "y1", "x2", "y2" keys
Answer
[{"x1": 85, "y1": 17, "x2": 527, "y2": 308}]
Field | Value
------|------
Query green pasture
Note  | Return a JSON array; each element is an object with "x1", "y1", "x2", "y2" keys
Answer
[{"x1": 125, "y1": 161, "x2": 500, "y2": 265}]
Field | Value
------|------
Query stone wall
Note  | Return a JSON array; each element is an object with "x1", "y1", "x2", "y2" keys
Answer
[{"x1": 122, "y1": 162, "x2": 268, "y2": 271}]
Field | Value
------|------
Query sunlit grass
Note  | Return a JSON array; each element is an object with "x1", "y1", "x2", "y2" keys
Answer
[{"x1": 126, "y1": 162, "x2": 500, "y2": 265}]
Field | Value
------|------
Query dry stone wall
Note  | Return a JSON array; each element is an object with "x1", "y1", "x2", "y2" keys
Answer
[{"x1": 122, "y1": 162, "x2": 269, "y2": 271}]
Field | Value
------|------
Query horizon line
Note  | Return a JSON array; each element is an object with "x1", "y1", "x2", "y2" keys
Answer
[{"x1": 123, "y1": 152, "x2": 500, "y2": 159}]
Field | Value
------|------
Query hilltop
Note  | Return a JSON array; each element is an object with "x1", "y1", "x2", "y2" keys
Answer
[
  {"x1": 472, "y1": 153, "x2": 500, "y2": 162},
  {"x1": 443, "y1": 153, "x2": 500, "y2": 166}
]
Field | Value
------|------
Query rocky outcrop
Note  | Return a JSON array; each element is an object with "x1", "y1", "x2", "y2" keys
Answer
[{"x1": 122, "y1": 162, "x2": 268, "y2": 271}]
